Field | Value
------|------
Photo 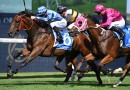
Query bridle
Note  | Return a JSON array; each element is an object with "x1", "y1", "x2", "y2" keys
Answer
[
  {"x1": 16, "y1": 15, "x2": 34, "y2": 31},
  {"x1": 72, "y1": 17, "x2": 113, "y2": 44}
]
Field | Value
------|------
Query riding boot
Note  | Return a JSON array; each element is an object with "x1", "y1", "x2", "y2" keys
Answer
[
  {"x1": 53, "y1": 26, "x2": 63, "y2": 43},
  {"x1": 110, "y1": 26, "x2": 125, "y2": 40}
]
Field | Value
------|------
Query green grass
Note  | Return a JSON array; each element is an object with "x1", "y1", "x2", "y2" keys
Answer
[
  {"x1": 0, "y1": 72, "x2": 130, "y2": 90},
  {"x1": 32, "y1": 0, "x2": 126, "y2": 15}
]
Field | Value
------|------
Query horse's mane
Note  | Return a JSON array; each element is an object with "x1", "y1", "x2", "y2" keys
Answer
[
  {"x1": 18, "y1": 9, "x2": 35, "y2": 17},
  {"x1": 87, "y1": 14, "x2": 100, "y2": 24},
  {"x1": 17, "y1": 9, "x2": 47, "y2": 27}
]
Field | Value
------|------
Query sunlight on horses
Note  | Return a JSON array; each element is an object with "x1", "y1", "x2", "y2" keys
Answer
[
  {"x1": 7, "y1": 10, "x2": 102, "y2": 85},
  {"x1": 70, "y1": 14, "x2": 130, "y2": 87}
]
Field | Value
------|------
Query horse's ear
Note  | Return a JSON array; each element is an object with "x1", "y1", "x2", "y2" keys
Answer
[
  {"x1": 21, "y1": 14, "x2": 26, "y2": 18},
  {"x1": 85, "y1": 14, "x2": 90, "y2": 18},
  {"x1": 81, "y1": 13, "x2": 84, "y2": 16}
]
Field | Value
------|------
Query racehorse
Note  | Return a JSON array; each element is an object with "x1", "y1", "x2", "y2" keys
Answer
[
  {"x1": 7, "y1": 10, "x2": 102, "y2": 85},
  {"x1": 70, "y1": 14, "x2": 130, "y2": 87}
]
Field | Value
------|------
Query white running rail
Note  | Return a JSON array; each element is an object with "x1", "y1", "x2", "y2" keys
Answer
[{"x1": 0, "y1": 38, "x2": 27, "y2": 43}]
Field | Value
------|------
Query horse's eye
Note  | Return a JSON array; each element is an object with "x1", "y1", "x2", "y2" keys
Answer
[
  {"x1": 15, "y1": 20, "x2": 20, "y2": 27},
  {"x1": 78, "y1": 21, "x2": 82, "y2": 27},
  {"x1": 78, "y1": 21, "x2": 82, "y2": 25},
  {"x1": 15, "y1": 20, "x2": 19, "y2": 23}
]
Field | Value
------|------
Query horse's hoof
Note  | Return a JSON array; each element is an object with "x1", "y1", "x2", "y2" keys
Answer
[
  {"x1": 63, "y1": 81, "x2": 68, "y2": 85},
  {"x1": 7, "y1": 73, "x2": 13, "y2": 79},
  {"x1": 12, "y1": 71, "x2": 17, "y2": 74},
  {"x1": 78, "y1": 75, "x2": 83, "y2": 81},
  {"x1": 112, "y1": 80, "x2": 122, "y2": 88},
  {"x1": 98, "y1": 83, "x2": 102, "y2": 86},
  {"x1": 112, "y1": 84, "x2": 118, "y2": 88},
  {"x1": 98, "y1": 82, "x2": 103, "y2": 85},
  {"x1": 63, "y1": 69, "x2": 67, "y2": 73}
]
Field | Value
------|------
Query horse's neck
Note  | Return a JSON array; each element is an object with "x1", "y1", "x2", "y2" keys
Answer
[
  {"x1": 26, "y1": 20, "x2": 44, "y2": 37},
  {"x1": 87, "y1": 19, "x2": 115, "y2": 55},
  {"x1": 87, "y1": 21, "x2": 102, "y2": 41}
]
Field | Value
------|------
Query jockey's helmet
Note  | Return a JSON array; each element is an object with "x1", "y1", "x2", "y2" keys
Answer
[
  {"x1": 37, "y1": 6, "x2": 47, "y2": 16},
  {"x1": 94, "y1": 4, "x2": 105, "y2": 13},
  {"x1": 57, "y1": 5, "x2": 67, "y2": 14}
]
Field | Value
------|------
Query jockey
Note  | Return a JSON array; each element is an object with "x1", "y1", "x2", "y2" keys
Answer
[
  {"x1": 31, "y1": 6, "x2": 67, "y2": 43},
  {"x1": 57, "y1": 6, "x2": 85, "y2": 81},
  {"x1": 57, "y1": 5, "x2": 81, "y2": 28},
  {"x1": 94, "y1": 4, "x2": 125, "y2": 40}
]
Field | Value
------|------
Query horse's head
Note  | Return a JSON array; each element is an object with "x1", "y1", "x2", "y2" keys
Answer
[
  {"x1": 8, "y1": 10, "x2": 34, "y2": 37},
  {"x1": 68, "y1": 15, "x2": 89, "y2": 36},
  {"x1": 68, "y1": 14, "x2": 101, "y2": 36}
]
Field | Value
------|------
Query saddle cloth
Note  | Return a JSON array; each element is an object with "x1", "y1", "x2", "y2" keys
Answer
[{"x1": 53, "y1": 30, "x2": 73, "y2": 50}]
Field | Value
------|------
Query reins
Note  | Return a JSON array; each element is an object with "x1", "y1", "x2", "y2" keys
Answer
[
  {"x1": 17, "y1": 15, "x2": 34, "y2": 31},
  {"x1": 83, "y1": 18, "x2": 114, "y2": 43},
  {"x1": 88, "y1": 25, "x2": 113, "y2": 43}
]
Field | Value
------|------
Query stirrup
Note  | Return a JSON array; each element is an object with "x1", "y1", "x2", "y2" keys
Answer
[
  {"x1": 57, "y1": 37, "x2": 63, "y2": 43},
  {"x1": 120, "y1": 39, "x2": 123, "y2": 47}
]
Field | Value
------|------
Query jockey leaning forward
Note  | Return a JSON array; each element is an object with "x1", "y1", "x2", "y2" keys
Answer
[
  {"x1": 57, "y1": 5, "x2": 82, "y2": 29},
  {"x1": 94, "y1": 4, "x2": 125, "y2": 40},
  {"x1": 57, "y1": 5, "x2": 92, "y2": 80},
  {"x1": 31, "y1": 6, "x2": 67, "y2": 43}
]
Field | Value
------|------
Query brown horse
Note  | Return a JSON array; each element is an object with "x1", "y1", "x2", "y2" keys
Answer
[
  {"x1": 7, "y1": 10, "x2": 102, "y2": 84},
  {"x1": 70, "y1": 14, "x2": 130, "y2": 87}
]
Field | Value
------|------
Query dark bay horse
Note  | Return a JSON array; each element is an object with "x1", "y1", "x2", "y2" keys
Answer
[
  {"x1": 70, "y1": 15, "x2": 130, "y2": 87},
  {"x1": 7, "y1": 11, "x2": 102, "y2": 84}
]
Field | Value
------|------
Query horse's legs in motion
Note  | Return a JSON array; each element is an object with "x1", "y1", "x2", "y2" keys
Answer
[
  {"x1": 98, "y1": 54, "x2": 115, "y2": 83},
  {"x1": 98, "y1": 55, "x2": 112, "y2": 75},
  {"x1": 13, "y1": 46, "x2": 45, "y2": 74},
  {"x1": 77, "y1": 58, "x2": 92, "y2": 81},
  {"x1": 71, "y1": 57, "x2": 90, "y2": 82},
  {"x1": 78, "y1": 53, "x2": 95, "y2": 81},
  {"x1": 64, "y1": 58, "x2": 73, "y2": 84},
  {"x1": 78, "y1": 63, "x2": 91, "y2": 81},
  {"x1": 113, "y1": 55, "x2": 130, "y2": 87},
  {"x1": 70, "y1": 51, "x2": 80, "y2": 82},
  {"x1": 78, "y1": 53, "x2": 102, "y2": 85},
  {"x1": 71, "y1": 57, "x2": 79, "y2": 82},
  {"x1": 88, "y1": 60, "x2": 102, "y2": 85},
  {"x1": 63, "y1": 50, "x2": 79, "y2": 84},
  {"x1": 54, "y1": 55, "x2": 67, "y2": 73},
  {"x1": 7, "y1": 51, "x2": 22, "y2": 78},
  {"x1": 7, "y1": 49, "x2": 30, "y2": 78}
]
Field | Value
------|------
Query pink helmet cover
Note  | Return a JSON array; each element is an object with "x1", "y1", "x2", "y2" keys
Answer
[{"x1": 94, "y1": 4, "x2": 105, "y2": 12}]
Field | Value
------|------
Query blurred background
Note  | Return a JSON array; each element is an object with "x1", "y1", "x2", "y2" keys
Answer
[
  {"x1": 32, "y1": 0, "x2": 126, "y2": 15},
  {"x1": 0, "y1": 0, "x2": 129, "y2": 73}
]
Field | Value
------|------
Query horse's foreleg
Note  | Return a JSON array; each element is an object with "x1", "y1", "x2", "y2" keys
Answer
[
  {"x1": 78, "y1": 64, "x2": 91, "y2": 81},
  {"x1": 7, "y1": 51, "x2": 23, "y2": 78},
  {"x1": 98, "y1": 54, "x2": 115, "y2": 83},
  {"x1": 64, "y1": 61, "x2": 73, "y2": 84},
  {"x1": 77, "y1": 59, "x2": 85, "y2": 70},
  {"x1": 13, "y1": 46, "x2": 44, "y2": 74},
  {"x1": 67, "y1": 51, "x2": 79, "y2": 82},
  {"x1": 88, "y1": 61, "x2": 102, "y2": 85},
  {"x1": 71, "y1": 57, "x2": 79, "y2": 82},
  {"x1": 113, "y1": 55, "x2": 130, "y2": 88},
  {"x1": 8, "y1": 49, "x2": 30, "y2": 75},
  {"x1": 78, "y1": 53, "x2": 95, "y2": 81},
  {"x1": 54, "y1": 55, "x2": 67, "y2": 73},
  {"x1": 76, "y1": 58, "x2": 88, "y2": 81},
  {"x1": 113, "y1": 66, "x2": 130, "y2": 87},
  {"x1": 12, "y1": 61, "x2": 28, "y2": 74}
]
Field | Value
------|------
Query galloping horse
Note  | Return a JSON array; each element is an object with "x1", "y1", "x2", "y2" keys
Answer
[
  {"x1": 70, "y1": 14, "x2": 130, "y2": 87},
  {"x1": 7, "y1": 10, "x2": 102, "y2": 84}
]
